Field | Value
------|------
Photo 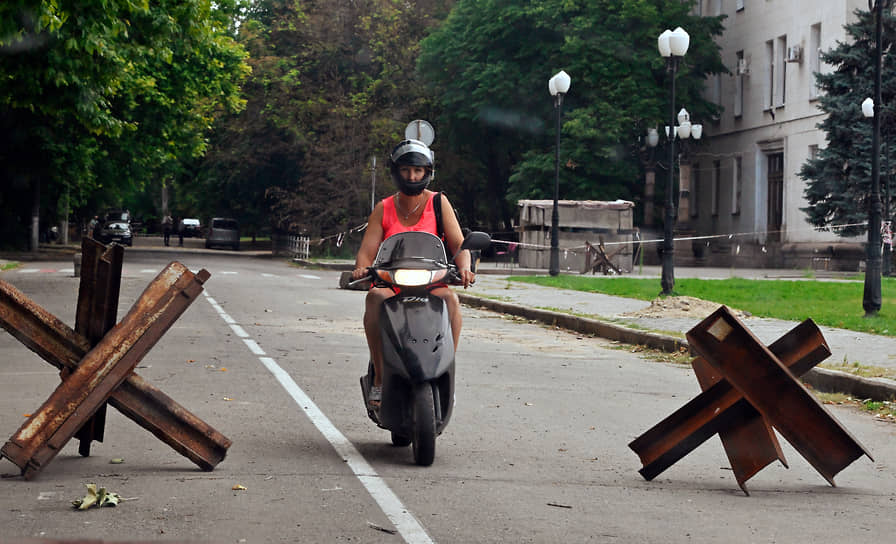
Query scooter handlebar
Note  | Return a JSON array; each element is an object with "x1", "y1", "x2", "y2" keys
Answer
[{"x1": 347, "y1": 267, "x2": 375, "y2": 288}]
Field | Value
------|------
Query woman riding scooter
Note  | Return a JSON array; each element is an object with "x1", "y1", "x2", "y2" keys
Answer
[{"x1": 352, "y1": 138, "x2": 475, "y2": 409}]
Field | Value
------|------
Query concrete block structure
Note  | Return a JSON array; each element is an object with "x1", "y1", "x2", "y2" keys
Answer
[{"x1": 517, "y1": 200, "x2": 635, "y2": 273}]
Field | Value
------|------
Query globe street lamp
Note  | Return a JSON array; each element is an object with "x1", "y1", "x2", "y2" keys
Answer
[
  {"x1": 548, "y1": 70, "x2": 571, "y2": 276},
  {"x1": 672, "y1": 108, "x2": 702, "y2": 223},
  {"x1": 863, "y1": 0, "x2": 890, "y2": 316},
  {"x1": 658, "y1": 27, "x2": 690, "y2": 295}
]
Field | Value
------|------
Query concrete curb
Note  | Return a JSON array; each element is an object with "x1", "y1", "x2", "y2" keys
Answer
[{"x1": 456, "y1": 292, "x2": 896, "y2": 402}]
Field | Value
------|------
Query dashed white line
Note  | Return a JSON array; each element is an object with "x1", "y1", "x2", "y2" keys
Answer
[
  {"x1": 203, "y1": 291, "x2": 433, "y2": 544},
  {"x1": 299, "y1": 274, "x2": 321, "y2": 280}
]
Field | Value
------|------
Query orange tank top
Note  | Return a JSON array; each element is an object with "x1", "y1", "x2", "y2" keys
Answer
[{"x1": 382, "y1": 193, "x2": 438, "y2": 238}]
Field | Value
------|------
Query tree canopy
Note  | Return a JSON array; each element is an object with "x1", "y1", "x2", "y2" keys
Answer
[
  {"x1": 800, "y1": 8, "x2": 896, "y2": 238},
  {"x1": 418, "y1": 0, "x2": 726, "y2": 231},
  {"x1": 0, "y1": 0, "x2": 249, "y2": 246},
  {"x1": 187, "y1": 0, "x2": 452, "y2": 240}
]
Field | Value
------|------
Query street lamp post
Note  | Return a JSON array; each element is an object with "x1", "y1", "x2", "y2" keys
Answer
[
  {"x1": 548, "y1": 70, "x2": 571, "y2": 276},
  {"x1": 863, "y1": 0, "x2": 889, "y2": 316},
  {"x1": 672, "y1": 109, "x2": 702, "y2": 223},
  {"x1": 658, "y1": 27, "x2": 690, "y2": 295},
  {"x1": 643, "y1": 128, "x2": 661, "y2": 227}
]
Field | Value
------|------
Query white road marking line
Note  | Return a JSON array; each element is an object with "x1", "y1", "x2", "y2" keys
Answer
[
  {"x1": 261, "y1": 273, "x2": 278, "y2": 278},
  {"x1": 299, "y1": 274, "x2": 321, "y2": 280},
  {"x1": 19, "y1": 269, "x2": 39, "y2": 274},
  {"x1": 58, "y1": 268, "x2": 74, "y2": 274},
  {"x1": 242, "y1": 338, "x2": 265, "y2": 355},
  {"x1": 202, "y1": 291, "x2": 433, "y2": 544},
  {"x1": 220, "y1": 271, "x2": 238, "y2": 275},
  {"x1": 229, "y1": 324, "x2": 249, "y2": 338},
  {"x1": 140, "y1": 268, "x2": 158, "y2": 274}
]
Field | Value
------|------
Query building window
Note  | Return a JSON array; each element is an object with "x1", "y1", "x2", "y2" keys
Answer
[
  {"x1": 732, "y1": 156, "x2": 742, "y2": 215},
  {"x1": 713, "y1": 0, "x2": 722, "y2": 16},
  {"x1": 775, "y1": 35, "x2": 787, "y2": 107},
  {"x1": 712, "y1": 160, "x2": 721, "y2": 216},
  {"x1": 810, "y1": 23, "x2": 821, "y2": 99},
  {"x1": 691, "y1": 167, "x2": 700, "y2": 218},
  {"x1": 765, "y1": 40, "x2": 774, "y2": 110},
  {"x1": 736, "y1": 0, "x2": 744, "y2": 12},
  {"x1": 710, "y1": 74, "x2": 722, "y2": 116},
  {"x1": 735, "y1": 50, "x2": 744, "y2": 118}
]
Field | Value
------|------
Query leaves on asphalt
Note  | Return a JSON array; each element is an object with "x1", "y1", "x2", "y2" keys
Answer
[{"x1": 71, "y1": 483, "x2": 121, "y2": 510}]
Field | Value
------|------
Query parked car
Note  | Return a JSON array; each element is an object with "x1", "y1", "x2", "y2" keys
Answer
[
  {"x1": 205, "y1": 217, "x2": 239, "y2": 250},
  {"x1": 180, "y1": 218, "x2": 202, "y2": 237},
  {"x1": 97, "y1": 221, "x2": 133, "y2": 246}
]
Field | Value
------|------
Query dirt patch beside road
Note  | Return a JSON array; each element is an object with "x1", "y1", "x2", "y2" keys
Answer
[{"x1": 623, "y1": 295, "x2": 751, "y2": 320}]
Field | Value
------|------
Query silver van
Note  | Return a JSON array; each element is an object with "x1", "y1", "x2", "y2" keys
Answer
[{"x1": 205, "y1": 217, "x2": 239, "y2": 250}]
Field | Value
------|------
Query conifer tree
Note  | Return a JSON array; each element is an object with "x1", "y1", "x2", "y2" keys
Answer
[{"x1": 800, "y1": 8, "x2": 896, "y2": 237}]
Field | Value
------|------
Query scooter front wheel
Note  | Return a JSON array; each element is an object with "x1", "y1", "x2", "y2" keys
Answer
[
  {"x1": 391, "y1": 432, "x2": 411, "y2": 447},
  {"x1": 412, "y1": 383, "x2": 436, "y2": 466}
]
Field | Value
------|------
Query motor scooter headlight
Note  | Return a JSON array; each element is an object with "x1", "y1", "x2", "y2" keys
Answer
[{"x1": 393, "y1": 269, "x2": 435, "y2": 286}]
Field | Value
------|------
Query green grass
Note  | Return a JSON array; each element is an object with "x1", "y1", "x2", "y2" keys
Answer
[
  {"x1": 507, "y1": 275, "x2": 896, "y2": 337},
  {"x1": 1, "y1": 261, "x2": 19, "y2": 271}
]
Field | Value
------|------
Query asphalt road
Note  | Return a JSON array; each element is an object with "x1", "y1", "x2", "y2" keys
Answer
[{"x1": 1, "y1": 250, "x2": 895, "y2": 543}]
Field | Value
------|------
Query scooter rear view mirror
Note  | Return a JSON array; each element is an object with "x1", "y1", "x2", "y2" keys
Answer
[{"x1": 452, "y1": 231, "x2": 491, "y2": 262}]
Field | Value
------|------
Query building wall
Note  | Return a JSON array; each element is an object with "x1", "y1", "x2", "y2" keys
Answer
[{"x1": 691, "y1": 0, "x2": 865, "y2": 253}]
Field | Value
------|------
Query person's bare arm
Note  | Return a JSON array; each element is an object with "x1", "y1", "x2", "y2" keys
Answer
[
  {"x1": 440, "y1": 194, "x2": 475, "y2": 287},
  {"x1": 353, "y1": 203, "x2": 385, "y2": 280}
]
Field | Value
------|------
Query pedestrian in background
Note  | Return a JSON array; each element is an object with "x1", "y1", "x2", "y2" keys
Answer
[{"x1": 162, "y1": 214, "x2": 173, "y2": 246}]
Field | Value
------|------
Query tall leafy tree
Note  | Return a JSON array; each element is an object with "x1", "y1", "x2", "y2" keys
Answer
[
  {"x1": 0, "y1": 0, "x2": 249, "y2": 247},
  {"x1": 800, "y1": 8, "x2": 896, "y2": 238},
  {"x1": 418, "y1": 0, "x2": 725, "y2": 231},
  {"x1": 199, "y1": 0, "x2": 452, "y2": 240}
]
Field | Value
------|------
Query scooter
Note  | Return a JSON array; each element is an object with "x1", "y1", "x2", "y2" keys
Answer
[{"x1": 353, "y1": 230, "x2": 491, "y2": 465}]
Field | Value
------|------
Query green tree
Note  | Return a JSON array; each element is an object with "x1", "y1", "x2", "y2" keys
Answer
[
  {"x1": 0, "y1": 0, "x2": 249, "y2": 247},
  {"x1": 418, "y1": 0, "x2": 726, "y2": 231},
  {"x1": 800, "y1": 8, "x2": 896, "y2": 238},
  {"x1": 199, "y1": 0, "x2": 451, "y2": 242}
]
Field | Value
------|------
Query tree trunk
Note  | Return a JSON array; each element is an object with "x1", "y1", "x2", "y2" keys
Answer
[{"x1": 30, "y1": 178, "x2": 40, "y2": 252}]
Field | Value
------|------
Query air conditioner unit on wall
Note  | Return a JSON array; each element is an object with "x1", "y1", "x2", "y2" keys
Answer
[
  {"x1": 736, "y1": 58, "x2": 750, "y2": 76},
  {"x1": 786, "y1": 45, "x2": 802, "y2": 63}
]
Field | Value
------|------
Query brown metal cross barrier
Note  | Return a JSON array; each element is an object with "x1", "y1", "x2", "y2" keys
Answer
[
  {"x1": 629, "y1": 306, "x2": 872, "y2": 494},
  {"x1": 0, "y1": 241, "x2": 231, "y2": 479},
  {"x1": 72, "y1": 238, "x2": 123, "y2": 456}
]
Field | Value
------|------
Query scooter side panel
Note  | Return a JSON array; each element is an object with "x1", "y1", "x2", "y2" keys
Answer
[{"x1": 377, "y1": 295, "x2": 456, "y2": 432}]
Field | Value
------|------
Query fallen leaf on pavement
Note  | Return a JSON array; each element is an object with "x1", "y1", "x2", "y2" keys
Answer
[{"x1": 72, "y1": 483, "x2": 121, "y2": 510}]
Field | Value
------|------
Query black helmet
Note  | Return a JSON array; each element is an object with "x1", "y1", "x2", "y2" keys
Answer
[{"x1": 389, "y1": 139, "x2": 434, "y2": 195}]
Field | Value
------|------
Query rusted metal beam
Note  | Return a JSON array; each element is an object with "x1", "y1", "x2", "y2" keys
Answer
[
  {"x1": 0, "y1": 263, "x2": 222, "y2": 479},
  {"x1": 687, "y1": 306, "x2": 873, "y2": 486},
  {"x1": 0, "y1": 277, "x2": 231, "y2": 472},
  {"x1": 0, "y1": 280, "x2": 91, "y2": 369},
  {"x1": 73, "y1": 239, "x2": 124, "y2": 456},
  {"x1": 629, "y1": 319, "x2": 834, "y2": 493}
]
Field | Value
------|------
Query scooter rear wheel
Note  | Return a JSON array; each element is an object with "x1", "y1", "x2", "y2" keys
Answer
[{"x1": 412, "y1": 383, "x2": 436, "y2": 466}]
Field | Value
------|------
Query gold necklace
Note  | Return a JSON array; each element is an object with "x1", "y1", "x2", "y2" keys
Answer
[{"x1": 395, "y1": 193, "x2": 424, "y2": 220}]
